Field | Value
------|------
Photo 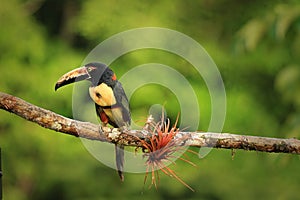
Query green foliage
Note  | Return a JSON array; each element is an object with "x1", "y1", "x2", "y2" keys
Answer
[{"x1": 0, "y1": 0, "x2": 299, "y2": 199}]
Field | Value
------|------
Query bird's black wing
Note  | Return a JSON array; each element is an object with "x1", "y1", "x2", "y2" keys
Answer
[
  {"x1": 113, "y1": 81, "x2": 131, "y2": 181},
  {"x1": 114, "y1": 81, "x2": 131, "y2": 126}
]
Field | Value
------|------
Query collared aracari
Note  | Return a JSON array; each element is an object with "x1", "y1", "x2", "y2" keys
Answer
[{"x1": 55, "y1": 62, "x2": 131, "y2": 181}]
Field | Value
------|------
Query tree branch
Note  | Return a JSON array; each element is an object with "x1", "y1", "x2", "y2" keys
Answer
[{"x1": 1, "y1": 92, "x2": 300, "y2": 154}]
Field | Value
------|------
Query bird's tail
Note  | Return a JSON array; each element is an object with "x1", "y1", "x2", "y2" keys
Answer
[{"x1": 115, "y1": 144, "x2": 124, "y2": 181}]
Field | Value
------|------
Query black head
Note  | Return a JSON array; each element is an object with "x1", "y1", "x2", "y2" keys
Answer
[
  {"x1": 55, "y1": 62, "x2": 117, "y2": 90},
  {"x1": 85, "y1": 62, "x2": 116, "y2": 86}
]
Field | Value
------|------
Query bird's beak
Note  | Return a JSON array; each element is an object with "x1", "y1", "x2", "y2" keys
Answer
[{"x1": 55, "y1": 67, "x2": 91, "y2": 91}]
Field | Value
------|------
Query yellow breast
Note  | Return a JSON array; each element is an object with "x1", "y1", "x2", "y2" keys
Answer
[{"x1": 89, "y1": 83, "x2": 117, "y2": 107}]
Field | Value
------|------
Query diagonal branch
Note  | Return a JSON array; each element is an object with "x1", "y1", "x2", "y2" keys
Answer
[{"x1": 0, "y1": 91, "x2": 300, "y2": 154}]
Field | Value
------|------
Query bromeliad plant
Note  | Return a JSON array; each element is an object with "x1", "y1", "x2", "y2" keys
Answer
[{"x1": 138, "y1": 114, "x2": 197, "y2": 191}]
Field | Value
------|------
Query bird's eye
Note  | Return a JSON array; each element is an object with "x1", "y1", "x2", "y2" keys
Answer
[{"x1": 87, "y1": 66, "x2": 97, "y2": 72}]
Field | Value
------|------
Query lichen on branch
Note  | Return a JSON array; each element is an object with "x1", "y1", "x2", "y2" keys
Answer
[{"x1": 0, "y1": 91, "x2": 300, "y2": 154}]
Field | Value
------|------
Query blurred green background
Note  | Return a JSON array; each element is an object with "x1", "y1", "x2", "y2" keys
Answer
[{"x1": 1, "y1": 0, "x2": 300, "y2": 199}]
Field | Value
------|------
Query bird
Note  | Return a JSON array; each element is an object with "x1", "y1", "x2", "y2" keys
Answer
[{"x1": 55, "y1": 62, "x2": 131, "y2": 181}]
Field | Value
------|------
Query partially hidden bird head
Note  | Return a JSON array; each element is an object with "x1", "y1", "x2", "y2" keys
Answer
[{"x1": 55, "y1": 62, "x2": 117, "y2": 90}]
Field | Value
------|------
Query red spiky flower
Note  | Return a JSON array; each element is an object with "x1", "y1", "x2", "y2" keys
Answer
[{"x1": 139, "y1": 114, "x2": 197, "y2": 191}]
